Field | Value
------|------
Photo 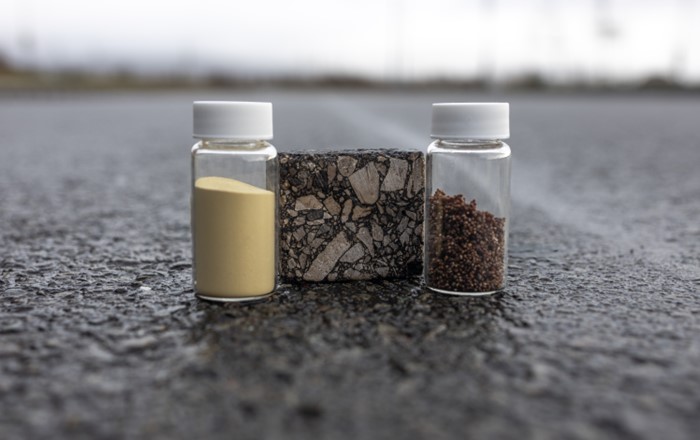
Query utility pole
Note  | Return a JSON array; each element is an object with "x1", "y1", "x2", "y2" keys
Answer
[
  {"x1": 671, "y1": 0, "x2": 693, "y2": 84},
  {"x1": 478, "y1": 0, "x2": 495, "y2": 88},
  {"x1": 16, "y1": 0, "x2": 37, "y2": 70},
  {"x1": 594, "y1": 0, "x2": 619, "y2": 85}
]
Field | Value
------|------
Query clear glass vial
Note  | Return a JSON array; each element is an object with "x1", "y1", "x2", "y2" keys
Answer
[
  {"x1": 424, "y1": 103, "x2": 511, "y2": 296},
  {"x1": 191, "y1": 101, "x2": 278, "y2": 302}
]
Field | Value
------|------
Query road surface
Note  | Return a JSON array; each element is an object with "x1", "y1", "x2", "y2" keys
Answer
[{"x1": 1, "y1": 88, "x2": 699, "y2": 439}]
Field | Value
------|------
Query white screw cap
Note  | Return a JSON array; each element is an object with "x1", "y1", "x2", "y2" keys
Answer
[
  {"x1": 431, "y1": 103, "x2": 509, "y2": 140},
  {"x1": 193, "y1": 101, "x2": 273, "y2": 140}
]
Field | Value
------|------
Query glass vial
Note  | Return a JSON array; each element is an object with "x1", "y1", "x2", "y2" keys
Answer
[
  {"x1": 191, "y1": 101, "x2": 278, "y2": 302},
  {"x1": 424, "y1": 103, "x2": 511, "y2": 296}
]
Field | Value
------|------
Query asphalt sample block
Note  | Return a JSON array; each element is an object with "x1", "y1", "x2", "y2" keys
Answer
[{"x1": 279, "y1": 149, "x2": 424, "y2": 282}]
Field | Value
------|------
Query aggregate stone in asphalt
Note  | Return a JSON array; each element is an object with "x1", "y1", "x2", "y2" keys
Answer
[{"x1": 0, "y1": 89, "x2": 699, "y2": 439}]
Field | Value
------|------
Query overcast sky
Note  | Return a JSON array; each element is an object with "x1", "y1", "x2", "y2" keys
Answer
[{"x1": 0, "y1": 0, "x2": 698, "y2": 84}]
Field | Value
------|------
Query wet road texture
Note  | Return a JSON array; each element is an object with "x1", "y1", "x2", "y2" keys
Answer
[{"x1": 1, "y1": 89, "x2": 699, "y2": 439}]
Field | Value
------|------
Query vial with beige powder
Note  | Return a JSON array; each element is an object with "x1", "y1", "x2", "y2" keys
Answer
[{"x1": 191, "y1": 101, "x2": 278, "y2": 302}]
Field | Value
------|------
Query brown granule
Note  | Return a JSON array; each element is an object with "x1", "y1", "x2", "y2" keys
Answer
[{"x1": 427, "y1": 189, "x2": 506, "y2": 292}]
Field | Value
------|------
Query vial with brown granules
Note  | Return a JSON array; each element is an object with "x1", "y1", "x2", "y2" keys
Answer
[{"x1": 425, "y1": 103, "x2": 511, "y2": 296}]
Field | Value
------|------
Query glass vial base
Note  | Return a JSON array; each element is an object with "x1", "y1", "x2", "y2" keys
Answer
[
  {"x1": 427, "y1": 285, "x2": 503, "y2": 297},
  {"x1": 195, "y1": 292, "x2": 273, "y2": 303}
]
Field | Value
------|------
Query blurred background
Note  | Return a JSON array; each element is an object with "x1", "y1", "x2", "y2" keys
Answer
[{"x1": 1, "y1": 0, "x2": 698, "y2": 90}]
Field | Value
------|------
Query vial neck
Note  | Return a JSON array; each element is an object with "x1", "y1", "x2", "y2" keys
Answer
[
  {"x1": 435, "y1": 138, "x2": 502, "y2": 149},
  {"x1": 199, "y1": 139, "x2": 268, "y2": 150}
]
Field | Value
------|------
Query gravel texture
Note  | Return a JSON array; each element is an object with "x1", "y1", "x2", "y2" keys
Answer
[
  {"x1": 426, "y1": 190, "x2": 506, "y2": 293},
  {"x1": 1, "y1": 89, "x2": 699, "y2": 440}
]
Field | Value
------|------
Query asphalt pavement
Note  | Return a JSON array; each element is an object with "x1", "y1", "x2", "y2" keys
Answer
[{"x1": 1, "y1": 88, "x2": 699, "y2": 439}]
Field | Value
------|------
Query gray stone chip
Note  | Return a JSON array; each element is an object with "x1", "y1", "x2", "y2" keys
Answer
[
  {"x1": 303, "y1": 232, "x2": 352, "y2": 282},
  {"x1": 349, "y1": 162, "x2": 380, "y2": 205}
]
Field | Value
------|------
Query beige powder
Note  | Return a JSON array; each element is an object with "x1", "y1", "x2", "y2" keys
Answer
[{"x1": 193, "y1": 176, "x2": 275, "y2": 299}]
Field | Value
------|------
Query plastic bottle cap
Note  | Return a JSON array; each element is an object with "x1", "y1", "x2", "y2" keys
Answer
[
  {"x1": 431, "y1": 103, "x2": 509, "y2": 140},
  {"x1": 193, "y1": 101, "x2": 273, "y2": 140}
]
